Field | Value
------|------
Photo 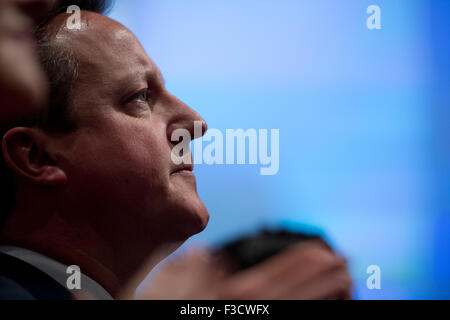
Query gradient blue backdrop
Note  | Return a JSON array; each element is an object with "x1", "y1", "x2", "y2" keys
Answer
[{"x1": 109, "y1": 0, "x2": 450, "y2": 299}]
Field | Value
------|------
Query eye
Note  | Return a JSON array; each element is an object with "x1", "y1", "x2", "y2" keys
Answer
[
  {"x1": 122, "y1": 88, "x2": 154, "y2": 117},
  {"x1": 134, "y1": 89, "x2": 152, "y2": 103}
]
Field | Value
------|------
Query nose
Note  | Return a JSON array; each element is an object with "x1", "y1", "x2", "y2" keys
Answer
[{"x1": 166, "y1": 95, "x2": 208, "y2": 144}]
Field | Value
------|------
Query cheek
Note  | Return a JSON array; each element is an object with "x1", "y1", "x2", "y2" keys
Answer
[{"x1": 63, "y1": 117, "x2": 172, "y2": 207}]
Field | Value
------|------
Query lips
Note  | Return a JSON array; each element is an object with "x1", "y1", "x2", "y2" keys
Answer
[{"x1": 171, "y1": 164, "x2": 194, "y2": 175}]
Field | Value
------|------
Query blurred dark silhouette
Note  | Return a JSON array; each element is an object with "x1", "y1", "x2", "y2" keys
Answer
[{"x1": 218, "y1": 229, "x2": 333, "y2": 273}]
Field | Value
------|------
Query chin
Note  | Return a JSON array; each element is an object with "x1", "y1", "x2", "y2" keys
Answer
[
  {"x1": 170, "y1": 196, "x2": 210, "y2": 240},
  {"x1": 168, "y1": 177, "x2": 210, "y2": 236},
  {"x1": 186, "y1": 199, "x2": 210, "y2": 236},
  {"x1": 195, "y1": 203, "x2": 210, "y2": 233}
]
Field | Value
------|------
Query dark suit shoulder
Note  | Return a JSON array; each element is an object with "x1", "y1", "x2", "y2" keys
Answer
[
  {"x1": 0, "y1": 276, "x2": 35, "y2": 300},
  {"x1": 0, "y1": 252, "x2": 73, "y2": 300}
]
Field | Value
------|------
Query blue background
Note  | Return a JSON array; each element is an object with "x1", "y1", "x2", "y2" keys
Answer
[{"x1": 109, "y1": 0, "x2": 450, "y2": 299}]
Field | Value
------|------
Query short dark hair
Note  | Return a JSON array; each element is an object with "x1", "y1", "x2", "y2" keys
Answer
[{"x1": 0, "y1": 0, "x2": 114, "y2": 228}]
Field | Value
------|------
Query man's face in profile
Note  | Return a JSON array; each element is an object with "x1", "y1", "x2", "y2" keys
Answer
[{"x1": 48, "y1": 12, "x2": 209, "y2": 249}]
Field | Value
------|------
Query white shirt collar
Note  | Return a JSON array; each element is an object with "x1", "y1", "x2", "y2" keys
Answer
[{"x1": 0, "y1": 246, "x2": 113, "y2": 300}]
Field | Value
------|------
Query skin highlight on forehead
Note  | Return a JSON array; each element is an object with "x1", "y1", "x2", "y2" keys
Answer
[
  {"x1": 43, "y1": 11, "x2": 161, "y2": 115},
  {"x1": 51, "y1": 11, "x2": 145, "y2": 59},
  {"x1": 44, "y1": 11, "x2": 152, "y2": 74}
]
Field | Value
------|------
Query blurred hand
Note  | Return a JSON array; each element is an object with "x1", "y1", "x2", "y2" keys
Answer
[
  {"x1": 131, "y1": 241, "x2": 352, "y2": 300},
  {"x1": 0, "y1": 0, "x2": 55, "y2": 124}
]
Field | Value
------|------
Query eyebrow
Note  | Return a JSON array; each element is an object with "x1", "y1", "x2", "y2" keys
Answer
[{"x1": 117, "y1": 68, "x2": 166, "y2": 102}]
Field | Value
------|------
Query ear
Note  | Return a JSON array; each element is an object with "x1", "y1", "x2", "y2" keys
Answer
[{"x1": 2, "y1": 127, "x2": 67, "y2": 186}]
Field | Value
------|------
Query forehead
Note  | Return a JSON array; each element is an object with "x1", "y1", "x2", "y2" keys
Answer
[{"x1": 52, "y1": 12, "x2": 159, "y2": 92}]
